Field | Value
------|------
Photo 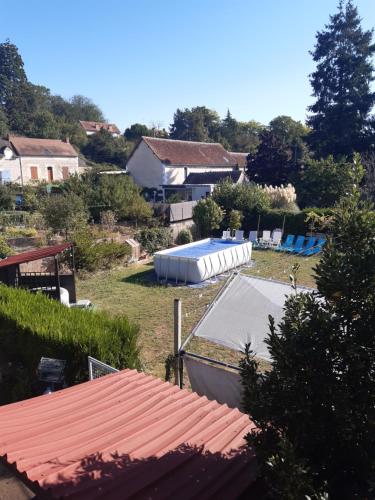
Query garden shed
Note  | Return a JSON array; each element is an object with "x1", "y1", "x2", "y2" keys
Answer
[
  {"x1": 0, "y1": 369, "x2": 258, "y2": 499},
  {"x1": 0, "y1": 243, "x2": 76, "y2": 303}
]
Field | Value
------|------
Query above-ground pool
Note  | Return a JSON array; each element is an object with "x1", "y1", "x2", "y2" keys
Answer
[{"x1": 154, "y1": 238, "x2": 252, "y2": 283}]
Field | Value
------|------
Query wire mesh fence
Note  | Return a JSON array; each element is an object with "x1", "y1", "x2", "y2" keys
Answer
[{"x1": 88, "y1": 356, "x2": 119, "y2": 380}]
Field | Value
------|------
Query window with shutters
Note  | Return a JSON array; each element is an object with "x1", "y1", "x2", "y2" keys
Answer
[
  {"x1": 62, "y1": 167, "x2": 69, "y2": 180},
  {"x1": 30, "y1": 166, "x2": 38, "y2": 180}
]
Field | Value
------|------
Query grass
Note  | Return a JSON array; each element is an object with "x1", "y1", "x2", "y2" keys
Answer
[{"x1": 77, "y1": 249, "x2": 319, "y2": 379}]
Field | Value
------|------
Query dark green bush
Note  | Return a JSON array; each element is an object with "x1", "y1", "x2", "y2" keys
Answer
[
  {"x1": 0, "y1": 285, "x2": 140, "y2": 403},
  {"x1": 176, "y1": 228, "x2": 193, "y2": 245},
  {"x1": 135, "y1": 226, "x2": 173, "y2": 254},
  {"x1": 72, "y1": 228, "x2": 130, "y2": 272}
]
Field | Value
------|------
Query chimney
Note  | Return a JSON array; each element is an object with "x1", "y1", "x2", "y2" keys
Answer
[{"x1": 63, "y1": 137, "x2": 70, "y2": 144}]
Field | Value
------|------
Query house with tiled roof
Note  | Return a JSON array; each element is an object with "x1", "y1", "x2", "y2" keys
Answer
[
  {"x1": 79, "y1": 120, "x2": 121, "y2": 137},
  {"x1": 126, "y1": 137, "x2": 247, "y2": 200},
  {"x1": 0, "y1": 136, "x2": 80, "y2": 185}
]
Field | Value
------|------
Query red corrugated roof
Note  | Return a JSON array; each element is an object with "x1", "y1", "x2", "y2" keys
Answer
[
  {"x1": 0, "y1": 369, "x2": 257, "y2": 499},
  {"x1": 0, "y1": 244, "x2": 72, "y2": 268}
]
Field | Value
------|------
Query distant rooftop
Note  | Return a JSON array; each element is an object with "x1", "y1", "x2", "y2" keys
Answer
[
  {"x1": 141, "y1": 136, "x2": 240, "y2": 167},
  {"x1": 79, "y1": 120, "x2": 121, "y2": 135},
  {"x1": 229, "y1": 151, "x2": 248, "y2": 168},
  {"x1": 10, "y1": 136, "x2": 77, "y2": 157}
]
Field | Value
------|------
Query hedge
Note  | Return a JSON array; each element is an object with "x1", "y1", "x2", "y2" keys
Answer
[
  {"x1": 243, "y1": 208, "x2": 335, "y2": 235},
  {"x1": 0, "y1": 285, "x2": 140, "y2": 403}
]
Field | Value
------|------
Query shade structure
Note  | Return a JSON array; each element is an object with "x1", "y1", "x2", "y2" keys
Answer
[
  {"x1": 192, "y1": 273, "x2": 313, "y2": 361},
  {"x1": 0, "y1": 369, "x2": 257, "y2": 499},
  {"x1": 0, "y1": 243, "x2": 72, "y2": 268}
]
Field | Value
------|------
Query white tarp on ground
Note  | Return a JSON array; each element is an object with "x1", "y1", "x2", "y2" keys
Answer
[
  {"x1": 184, "y1": 355, "x2": 243, "y2": 409},
  {"x1": 193, "y1": 273, "x2": 312, "y2": 361}
]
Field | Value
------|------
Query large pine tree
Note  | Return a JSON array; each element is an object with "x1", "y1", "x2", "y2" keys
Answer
[
  {"x1": 0, "y1": 39, "x2": 27, "y2": 108},
  {"x1": 308, "y1": 1, "x2": 375, "y2": 158}
]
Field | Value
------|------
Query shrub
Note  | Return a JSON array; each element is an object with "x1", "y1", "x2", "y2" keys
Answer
[
  {"x1": 176, "y1": 228, "x2": 193, "y2": 245},
  {"x1": 135, "y1": 226, "x2": 173, "y2": 254},
  {"x1": 3, "y1": 227, "x2": 37, "y2": 238},
  {"x1": 0, "y1": 237, "x2": 12, "y2": 258},
  {"x1": 72, "y1": 227, "x2": 130, "y2": 272},
  {"x1": 228, "y1": 210, "x2": 243, "y2": 231},
  {"x1": 192, "y1": 198, "x2": 224, "y2": 238},
  {"x1": 262, "y1": 183, "x2": 298, "y2": 210},
  {"x1": 213, "y1": 180, "x2": 271, "y2": 228},
  {"x1": 100, "y1": 210, "x2": 117, "y2": 231},
  {"x1": 0, "y1": 285, "x2": 140, "y2": 403},
  {"x1": 240, "y1": 185, "x2": 375, "y2": 498},
  {"x1": 41, "y1": 193, "x2": 88, "y2": 235}
]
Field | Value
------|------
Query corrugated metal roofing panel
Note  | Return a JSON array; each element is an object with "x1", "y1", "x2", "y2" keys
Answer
[
  {"x1": 0, "y1": 369, "x2": 257, "y2": 499},
  {"x1": 0, "y1": 244, "x2": 72, "y2": 268}
]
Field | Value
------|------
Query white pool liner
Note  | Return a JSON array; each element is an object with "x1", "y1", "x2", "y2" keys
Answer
[{"x1": 154, "y1": 238, "x2": 252, "y2": 283}]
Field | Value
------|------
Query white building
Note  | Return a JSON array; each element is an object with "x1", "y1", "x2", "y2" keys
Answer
[
  {"x1": 0, "y1": 136, "x2": 80, "y2": 185},
  {"x1": 126, "y1": 136, "x2": 247, "y2": 200},
  {"x1": 79, "y1": 121, "x2": 121, "y2": 137}
]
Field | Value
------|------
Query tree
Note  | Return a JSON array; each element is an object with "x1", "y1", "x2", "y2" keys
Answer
[
  {"x1": 170, "y1": 106, "x2": 221, "y2": 142},
  {"x1": 0, "y1": 108, "x2": 8, "y2": 137},
  {"x1": 240, "y1": 156, "x2": 375, "y2": 498},
  {"x1": 308, "y1": 1, "x2": 375, "y2": 157},
  {"x1": 220, "y1": 110, "x2": 263, "y2": 153},
  {"x1": 124, "y1": 123, "x2": 153, "y2": 141},
  {"x1": 212, "y1": 180, "x2": 271, "y2": 228},
  {"x1": 247, "y1": 116, "x2": 310, "y2": 185},
  {"x1": 68, "y1": 95, "x2": 105, "y2": 122},
  {"x1": 296, "y1": 155, "x2": 364, "y2": 207},
  {"x1": 41, "y1": 193, "x2": 88, "y2": 235},
  {"x1": 0, "y1": 39, "x2": 27, "y2": 107},
  {"x1": 192, "y1": 198, "x2": 223, "y2": 237},
  {"x1": 82, "y1": 129, "x2": 129, "y2": 168}
]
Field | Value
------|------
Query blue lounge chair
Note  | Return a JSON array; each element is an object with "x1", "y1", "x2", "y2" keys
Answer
[
  {"x1": 275, "y1": 234, "x2": 295, "y2": 252},
  {"x1": 286, "y1": 235, "x2": 305, "y2": 253},
  {"x1": 301, "y1": 236, "x2": 316, "y2": 254},
  {"x1": 303, "y1": 238, "x2": 326, "y2": 256}
]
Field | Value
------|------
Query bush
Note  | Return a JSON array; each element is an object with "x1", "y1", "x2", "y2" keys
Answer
[
  {"x1": 3, "y1": 227, "x2": 37, "y2": 238},
  {"x1": 0, "y1": 285, "x2": 140, "y2": 403},
  {"x1": 192, "y1": 198, "x2": 224, "y2": 238},
  {"x1": 228, "y1": 210, "x2": 243, "y2": 231},
  {"x1": 213, "y1": 180, "x2": 271, "y2": 229},
  {"x1": 41, "y1": 193, "x2": 88, "y2": 235},
  {"x1": 0, "y1": 237, "x2": 12, "y2": 258},
  {"x1": 176, "y1": 228, "x2": 193, "y2": 245},
  {"x1": 262, "y1": 184, "x2": 298, "y2": 210},
  {"x1": 135, "y1": 226, "x2": 173, "y2": 254},
  {"x1": 72, "y1": 227, "x2": 130, "y2": 272}
]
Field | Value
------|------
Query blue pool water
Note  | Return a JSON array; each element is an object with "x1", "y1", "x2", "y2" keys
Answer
[{"x1": 167, "y1": 239, "x2": 243, "y2": 259}]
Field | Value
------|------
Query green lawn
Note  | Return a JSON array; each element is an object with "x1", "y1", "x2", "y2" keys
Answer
[{"x1": 77, "y1": 249, "x2": 319, "y2": 379}]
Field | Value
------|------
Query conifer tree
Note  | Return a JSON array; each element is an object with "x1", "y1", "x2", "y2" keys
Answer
[
  {"x1": 308, "y1": 1, "x2": 375, "y2": 157},
  {"x1": 241, "y1": 155, "x2": 375, "y2": 498}
]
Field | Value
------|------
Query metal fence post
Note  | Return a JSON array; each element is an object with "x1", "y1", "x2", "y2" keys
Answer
[{"x1": 174, "y1": 298, "x2": 182, "y2": 387}]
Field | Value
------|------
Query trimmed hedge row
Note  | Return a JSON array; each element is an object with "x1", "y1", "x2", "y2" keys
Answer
[
  {"x1": 243, "y1": 208, "x2": 335, "y2": 235},
  {"x1": 0, "y1": 285, "x2": 140, "y2": 402}
]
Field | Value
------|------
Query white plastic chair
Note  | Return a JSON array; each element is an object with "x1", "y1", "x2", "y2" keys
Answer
[
  {"x1": 259, "y1": 230, "x2": 272, "y2": 247},
  {"x1": 234, "y1": 230, "x2": 244, "y2": 241},
  {"x1": 221, "y1": 230, "x2": 231, "y2": 239},
  {"x1": 271, "y1": 229, "x2": 283, "y2": 247},
  {"x1": 249, "y1": 230, "x2": 258, "y2": 243}
]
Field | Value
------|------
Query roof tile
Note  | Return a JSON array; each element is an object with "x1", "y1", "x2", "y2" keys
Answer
[{"x1": 10, "y1": 137, "x2": 77, "y2": 157}]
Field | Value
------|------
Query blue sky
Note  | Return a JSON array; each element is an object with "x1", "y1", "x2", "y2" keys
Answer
[{"x1": 4, "y1": 0, "x2": 375, "y2": 131}]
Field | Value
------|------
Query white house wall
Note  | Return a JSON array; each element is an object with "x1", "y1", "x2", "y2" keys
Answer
[
  {"x1": 127, "y1": 140, "x2": 164, "y2": 189},
  {"x1": 0, "y1": 156, "x2": 79, "y2": 184}
]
